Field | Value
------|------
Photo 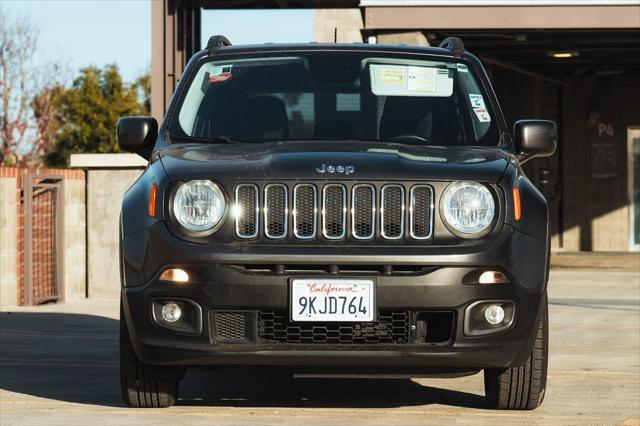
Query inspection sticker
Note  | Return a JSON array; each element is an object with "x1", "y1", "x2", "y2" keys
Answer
[
  {"x1": 473, "y1": 107, "x2": 491, "y2": 123},
  {"x1": 457, "y1": 63, "x2": 469, "y2": 73},
  {"x1": 208, "y1": 65, "x2": 233, "y2": 83},
  {"x1": 469, "y1": 94, "x2": 486, "y2": 109}
]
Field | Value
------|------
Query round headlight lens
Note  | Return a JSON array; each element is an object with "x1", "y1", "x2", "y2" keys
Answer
[
  {"x1": 442, "y1": 181, "x2": 495, "y2": 234},
  {"x1": 173, "y1": 180, "x2": 225, "y2": 232}
]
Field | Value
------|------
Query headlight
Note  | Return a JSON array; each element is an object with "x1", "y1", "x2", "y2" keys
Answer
[
  {"x1": 441, "y1": 181, "x2": 495, "y2": 235},
  {"x1": 173, "y1": 180, "x2": 226, "y2": 232}
]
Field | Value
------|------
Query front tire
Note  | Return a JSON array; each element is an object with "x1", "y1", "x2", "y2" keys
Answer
[
  {"x1": 484, "y1": 297, "x2": 548, "y2": 410},
  {"x1": 120, "y1": 300, "x2": 180, "y2": 408}
]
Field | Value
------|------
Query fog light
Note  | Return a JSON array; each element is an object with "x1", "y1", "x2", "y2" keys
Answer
[
  {"x1": 159, "y1": 268, "x2": 189, "y2": 283},
  {"x1": 161, "y1": 302, "x2": 182, "y2": 323},
  {"x1": 484, "y1": 304, "x2": 505, "y2": 325},
  {"x1": 479, "y1": 271, "x2": 508, "y2": 284}
]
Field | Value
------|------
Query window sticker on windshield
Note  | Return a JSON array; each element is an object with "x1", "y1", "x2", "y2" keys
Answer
[
  {"x1": 407, "y1": 66, "x2": 436, "y2": 93},
  {"x1": 208, "y1": 65, "x2": 233, "y2": 83},
  {"x1": 370, "y1": 64, "x2": 453, "y2": 97},
  {"x1": 381, "y1": 68, "x2": 406, "y2": 83},
  {"x1": 469, "y1": 94, "x2": 485, "y2": 109},
  {"x1": 457, "y1": 63, "x2": 468, "y2": 73},
  {"x1": 473, "y1": 107, "x2": 491, "y2": 123}
]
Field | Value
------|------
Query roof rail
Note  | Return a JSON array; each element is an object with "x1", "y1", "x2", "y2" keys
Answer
[
  {"x1": 438, "y1": 37, "x2": 465, "y2": 58},
  {"x1": 207, "y1": 35, "x2": 232, "y2": 55}
]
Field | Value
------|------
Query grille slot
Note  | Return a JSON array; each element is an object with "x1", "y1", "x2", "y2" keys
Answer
[
  {"x1": 264, "y1": 184, "x2": 288, "y2": 239},
  {"x1": 258, "y1": 310, "x2": 410, "y2": 344},
  {"x1": 322, "y1": 184, "x2": 346, "y2": 240},
  {"x1": 293, "y1": 184, "x2": 317, "y2": 239},
  {"x1": 351, "y1": 184, "x2": 375, "y2": 240},
  {"x1": 410, "y1": 185, "x2": 434, "y2": 240},
  {"x1": 381, "y1": 185, "x2": 405, "y2": 240},
  {"x1": 213, "y1": 312, "x2": 247, "y2": 341},
  {"x1": 235, "y1": 184, "x2": 258, "y2": 238}
]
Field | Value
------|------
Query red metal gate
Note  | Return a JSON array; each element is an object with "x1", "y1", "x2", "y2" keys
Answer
[{"x1": 22, "y1": 174, "x2": 64, "y2": 305}]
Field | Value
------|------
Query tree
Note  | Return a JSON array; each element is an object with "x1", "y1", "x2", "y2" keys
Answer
[
  {"x1": 0, "y1": 12, "x2": 38, "y2": 165},
  {"x1": 48, "y1": 65, "x2": 147, "y2": 166},
  {"x1": 31, "y1": 84, "x2": 64, "y2": 163}
]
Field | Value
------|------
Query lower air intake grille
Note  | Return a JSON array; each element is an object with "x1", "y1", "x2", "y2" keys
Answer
[
  {"x1": 213, "y1": 312, "x2": 247, "y2": 341},
  {"x1": 258, "y1": 310, "x2": 410, "y2": 344}
]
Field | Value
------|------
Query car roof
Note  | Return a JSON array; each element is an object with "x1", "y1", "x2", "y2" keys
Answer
[{"x1": 206, "y1": 42, "x2": 458, "y2": 58}]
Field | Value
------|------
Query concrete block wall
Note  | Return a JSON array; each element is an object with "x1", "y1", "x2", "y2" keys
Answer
[{"x1": 87, "y1": 169, "x2": 142, "y2": 298}]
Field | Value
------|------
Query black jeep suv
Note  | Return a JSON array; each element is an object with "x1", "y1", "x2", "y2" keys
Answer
[{"x1": 118, "y1": 36, "x2": 556, "y2": 409}]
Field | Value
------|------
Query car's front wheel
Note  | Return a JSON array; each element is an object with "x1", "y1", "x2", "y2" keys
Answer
[
  {"x1": 484, "y1": 296, "x2": 548, "y2": 410},
  {"x1": 120, "y1": 300, "x2": 182, "y2": 408}
]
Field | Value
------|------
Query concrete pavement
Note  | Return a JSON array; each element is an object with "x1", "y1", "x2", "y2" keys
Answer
[{"x1": 1, "y1": 270, "x2": 639, "y2": 425}]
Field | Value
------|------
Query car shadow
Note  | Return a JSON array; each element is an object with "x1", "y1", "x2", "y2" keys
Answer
[{"x1": 0, "y1": 310, "x2": 486, "y2": 410}]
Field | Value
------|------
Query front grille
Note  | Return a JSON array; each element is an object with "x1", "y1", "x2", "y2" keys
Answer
[
  {"x1": 264, "y1": 184, "x2": 288, "y2": 239},
  {"x1": 235, "y1": 184, "x2": 258, "y2": 238},
  {"x1": 213, "y1": 312, "x2": 247, "y2": 340},
  {"x1": 322, "y1": 184, "x2": 346, "y2": 239},
  {"x1": 410, "y1": 185, "x2": 434, "y2": 239},
  {"x1": 293, "y1": 184, "x2": 317, "y2": 239},
  {"x1": 352, "y1": 184, "x2": 375, "y2": 239},
  {"x1": 234, "y1": 182, "x2": 433, "y2": 241},
  {"x1": 258, "y1": 310, "x2": 410, "y2": 344},
  {"x1": 381, "y1": 185, "x2": 405, "y2": 239}
]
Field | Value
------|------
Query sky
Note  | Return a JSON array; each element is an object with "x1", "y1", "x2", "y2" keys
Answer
[{"x1": 1, "y1": 1, "x2": 314, "y2": 83}]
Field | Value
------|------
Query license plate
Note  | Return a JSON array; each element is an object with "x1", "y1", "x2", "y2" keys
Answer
[{"x1": 291, "y1": 278, "x2": 375, "y2": 322}]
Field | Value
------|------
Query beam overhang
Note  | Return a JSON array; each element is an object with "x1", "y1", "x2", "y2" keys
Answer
[{"x1": 364, "y1": 5, "x2": 640, "y2": 29}]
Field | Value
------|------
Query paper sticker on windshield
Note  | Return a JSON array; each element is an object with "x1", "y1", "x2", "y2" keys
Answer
[
  {"x1": 473, "y1": 107, "x2": 491, "y2": 123},
  {"x1": 370, "y1": 64, "x2": 453, "y2": 97},
  {"x1": 381, "y1": 68, "x2": 406, "y2": 83},
  {"x1": 469, "y1": 94, "x2": 485, "y2": 109},
  {"x1": 208, "y1": 65, "x2": 233, "y2": 83},
  {"x1": 407, "y1": 66, "x2": 436, "y2": 93},
  {"x1": 457, "y1": 63, "x2": 468, "y2": 73}
]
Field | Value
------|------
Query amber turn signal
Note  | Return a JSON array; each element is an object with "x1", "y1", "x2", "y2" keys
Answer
[
  {"x1": 512, "y1": 187, "x2": 521, "y2": 221},
  {"x1": 148, "y1": 184, "x2": 157, "y2": 217},
  {"x1": 159, "y1": 268, "x2": 189, "y2": 283}
]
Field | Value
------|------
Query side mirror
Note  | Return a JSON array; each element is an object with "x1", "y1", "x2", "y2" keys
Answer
[
  {"x1": 117, "y1": 116, "x2": 158, "y2": 160},
  {"x1": 513, "y1": 120, "x2": 557, "y2": 163}
]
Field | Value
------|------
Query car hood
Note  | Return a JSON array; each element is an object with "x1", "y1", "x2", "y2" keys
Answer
[{"x1": 158, "y1": 141, "x2": 511, "y2": 182}]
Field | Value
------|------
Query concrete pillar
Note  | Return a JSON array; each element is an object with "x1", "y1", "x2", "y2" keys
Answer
[
  {"x1": 376, "y1": 31, "x2": 429, "y2": 46},
  {"x1": 63, "y1": 178, "x2": 86, "y2": 301},
  {"x1": 314, "y1": 9, "x2": 364, "y2": 43},
  {"x1": 0, "y1": 172, "x2": 18, "y2": 308},
  {"x1": 87, "y1": 169, "x2": 143, "y2": 299}
]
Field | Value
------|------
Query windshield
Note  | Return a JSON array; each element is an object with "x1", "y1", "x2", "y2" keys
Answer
[{"x1": 172, "y1": 51, "x2": 500, "y2": 146}]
